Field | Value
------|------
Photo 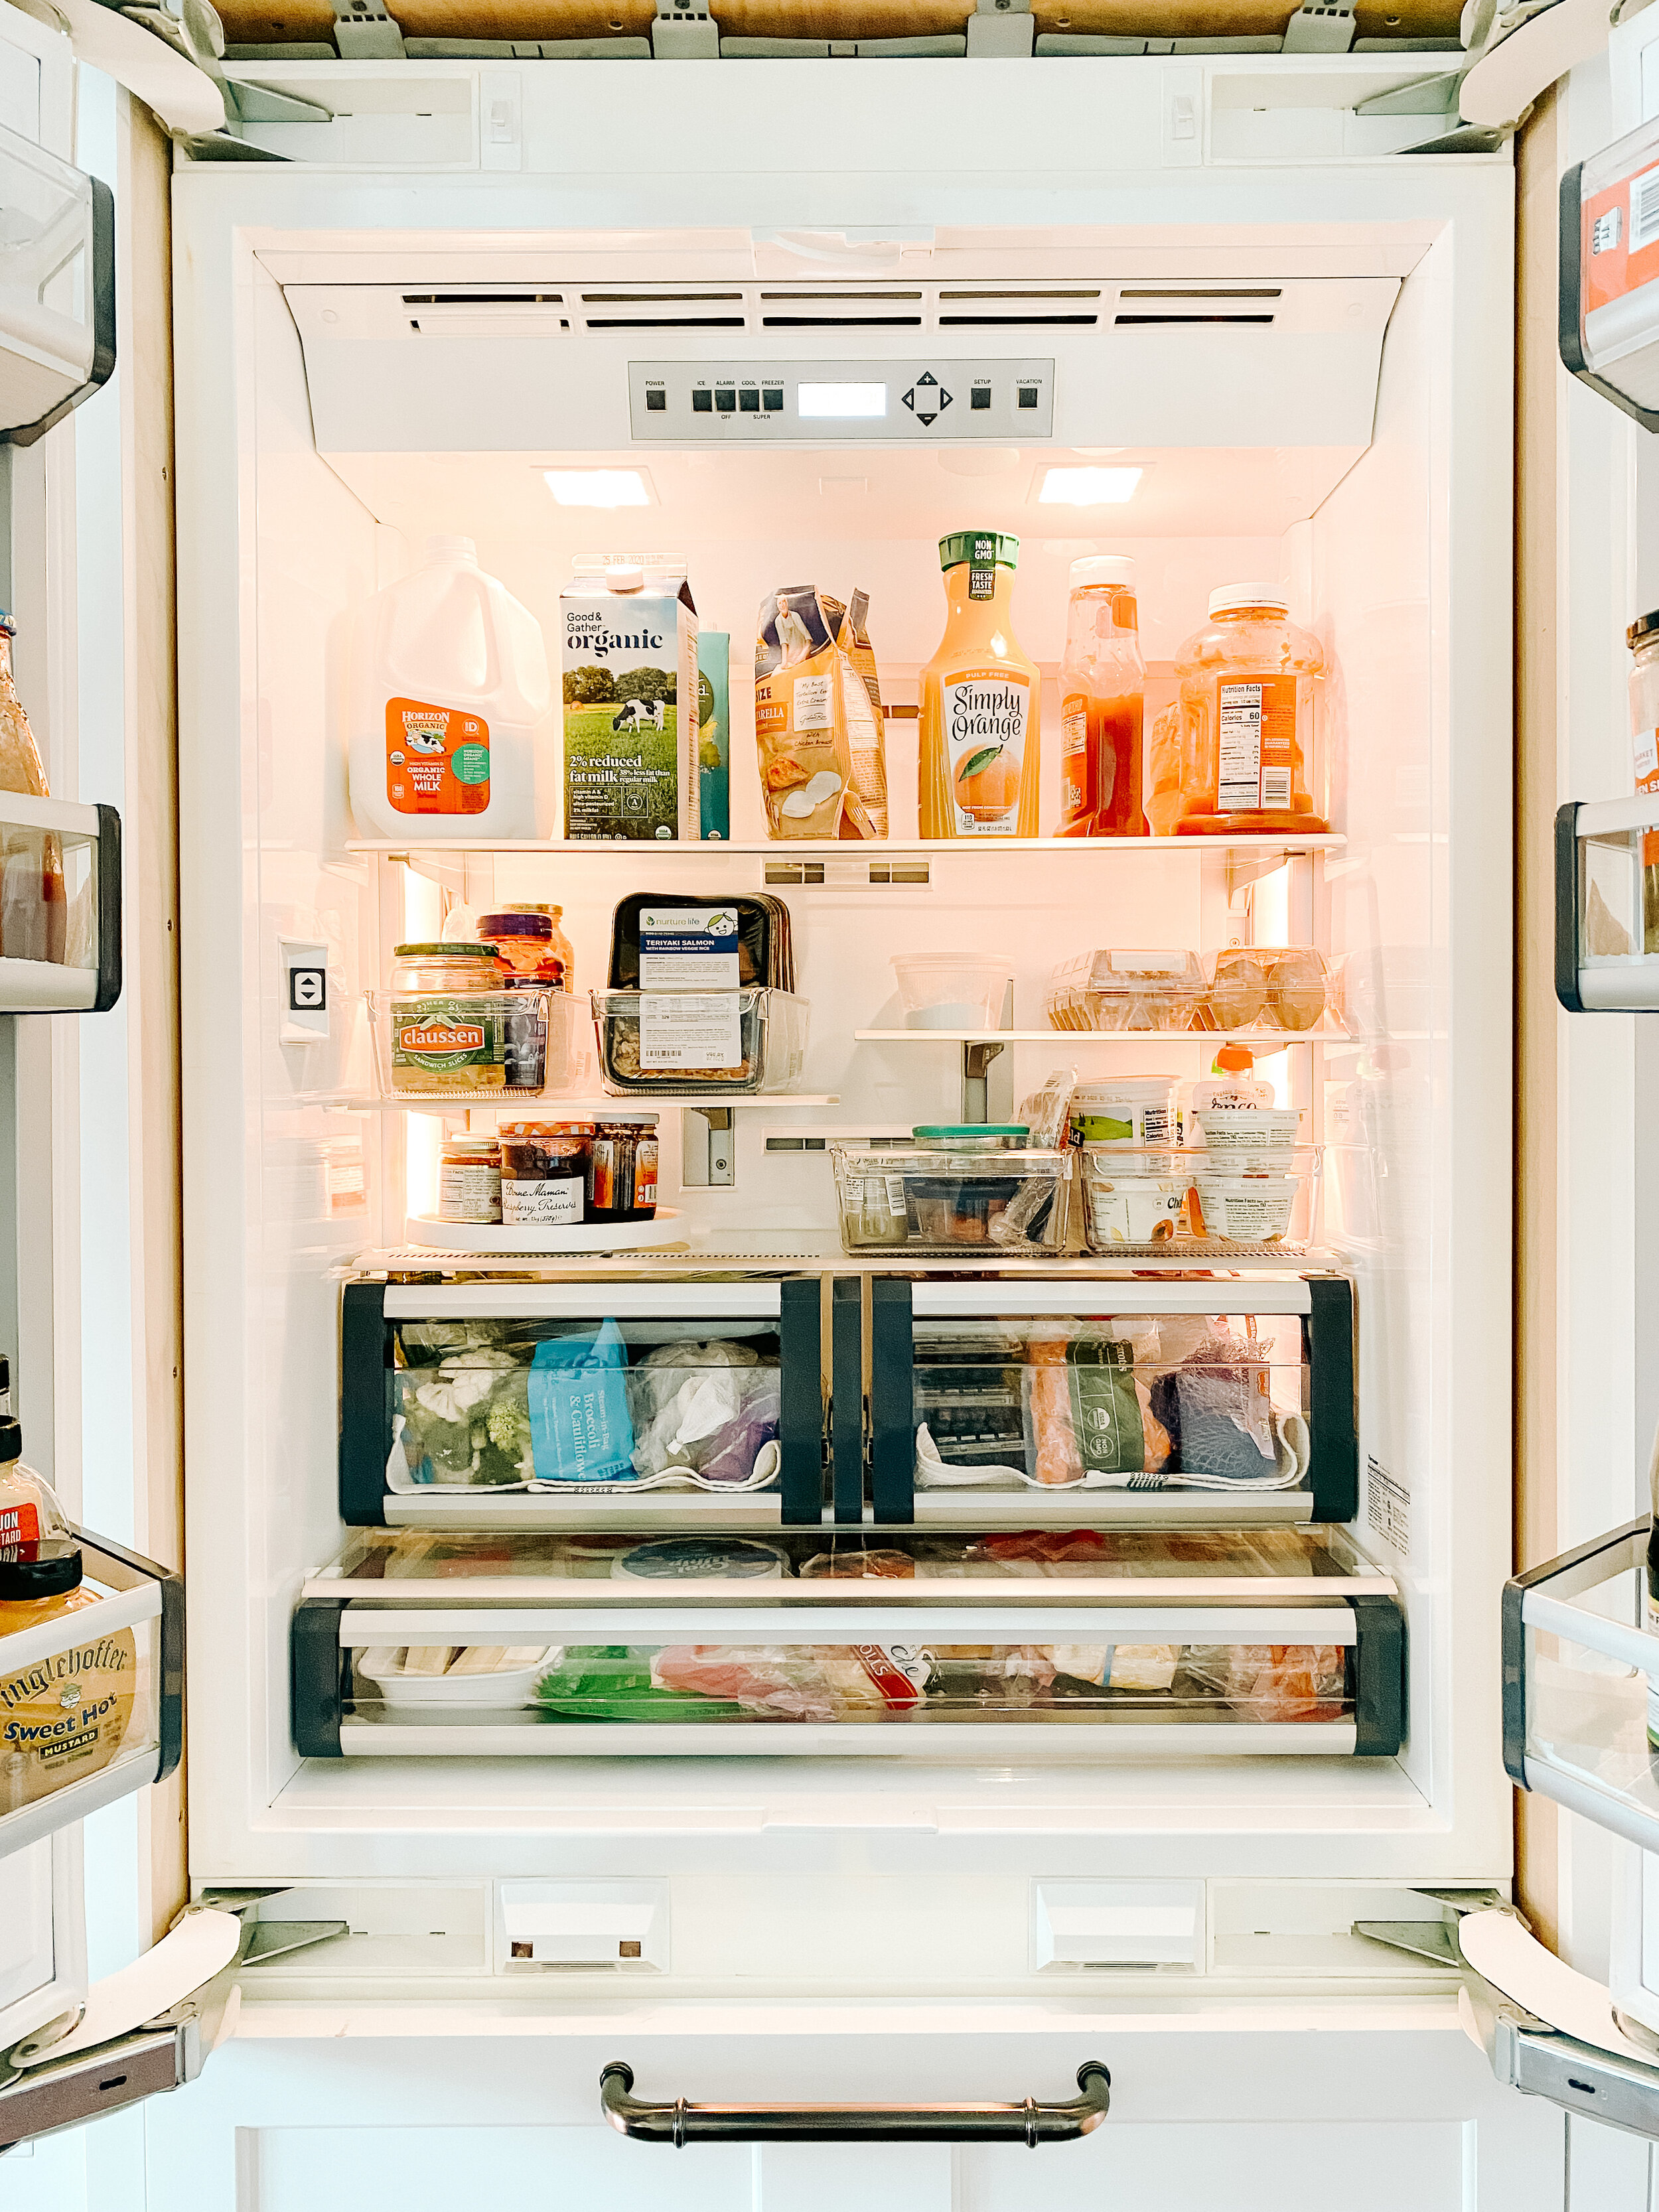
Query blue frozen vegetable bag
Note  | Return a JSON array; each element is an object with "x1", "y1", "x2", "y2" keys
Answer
[{"x1": 528, "y1": 1320, "x2": 636, "y2": 1483}]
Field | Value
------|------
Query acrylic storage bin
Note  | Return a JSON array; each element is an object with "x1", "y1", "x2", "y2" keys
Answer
[
  {"x1": 367, "y1": 987, "x2": 581, "y2": 1102},
  {"x1": 1078, "y1": 1146, "x2": 1320, "y2": 1258},
  {"x1": 833, "y1": 1143, "x2": 1072, "y2": 1255},
  {"x1": 590, "y1": 986, "x2": 809, "y2": 1093}
]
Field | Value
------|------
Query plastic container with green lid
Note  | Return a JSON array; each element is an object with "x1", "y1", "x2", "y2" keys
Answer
[{"x1": 912, "y1": 1124, "x2": 1029, "y2": 1150}]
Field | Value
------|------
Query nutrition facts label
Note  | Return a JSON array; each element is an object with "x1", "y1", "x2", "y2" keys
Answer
[{"x1": 1366, "y1": 1456, "x2": 1410, "y2": 1557}]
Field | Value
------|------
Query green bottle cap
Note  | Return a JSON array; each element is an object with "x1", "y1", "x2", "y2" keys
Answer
[{"x1": 938, "y1": 532, "x2": 1019, "y2": 573}]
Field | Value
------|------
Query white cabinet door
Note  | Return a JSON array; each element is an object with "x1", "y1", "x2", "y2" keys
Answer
[{"x1": 143, "y1": 2016, "x2": 1566, "y2": 2212}]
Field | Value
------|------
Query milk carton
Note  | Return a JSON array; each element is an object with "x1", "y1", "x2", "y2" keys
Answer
[{"x1": 561, "y1": 558, "x2": 700, "y2": 841}]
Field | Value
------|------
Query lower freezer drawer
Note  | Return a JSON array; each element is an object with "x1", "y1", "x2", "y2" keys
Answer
[{"x1": 293, "y1": 1596, "x2": 1404, "y2": 1759}]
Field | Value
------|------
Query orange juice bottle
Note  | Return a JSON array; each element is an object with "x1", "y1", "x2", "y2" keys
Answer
[{"x1": 919, "y1": 533, "x2": 1041, "y2": 839}]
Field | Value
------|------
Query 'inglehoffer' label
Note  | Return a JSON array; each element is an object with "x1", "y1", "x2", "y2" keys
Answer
[{"x1": 943, "y1": 668, "x2": 1031, "y2": 835}]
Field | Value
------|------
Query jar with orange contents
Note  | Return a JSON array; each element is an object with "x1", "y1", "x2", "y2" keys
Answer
[{"x1": 1174, "y1": 585, "x2": 1329, "y2": 835}]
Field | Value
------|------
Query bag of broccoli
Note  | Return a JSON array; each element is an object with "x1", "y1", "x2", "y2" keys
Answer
[{"x1": 528, "y1": 1318, "x2": 636, "y2": 1484}]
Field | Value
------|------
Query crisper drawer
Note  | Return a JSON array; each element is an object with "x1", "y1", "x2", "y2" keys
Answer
[
  {"x1": 1, "y1": 1531, "x2": 180, "y2": 1858},
  {"x1": 340, "y1": 1277, "x2": 826, "y2": 1529},
  {"x1": 292, "y1": 1525, "x2": 1404, "y2": 1761},
  {"x1": 867, "y1": 1274, "x2": 1356, "y2": 1527}
]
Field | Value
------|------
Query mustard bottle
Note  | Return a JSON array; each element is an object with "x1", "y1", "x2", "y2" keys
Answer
[{"x1": 918, "y1": 533, "x2": 1042, "y2": 839}]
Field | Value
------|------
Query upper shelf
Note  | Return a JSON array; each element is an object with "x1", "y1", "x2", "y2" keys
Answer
[{"x1": 344, "y1": 835, "x2": 1345, "y2": 860}]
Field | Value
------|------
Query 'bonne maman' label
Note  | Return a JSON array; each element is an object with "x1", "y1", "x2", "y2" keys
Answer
[
  {"x1": 944, "y1": 668, "x2": 1031, "y2": 835},
  {"x1": 386, "y1": 697, "x2": 491, "y2": 815}
]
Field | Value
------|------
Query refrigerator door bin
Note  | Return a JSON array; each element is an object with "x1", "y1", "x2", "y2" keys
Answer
[
  {"x1": 293, "y1": 1586, "x2": 1400, "y2": 1759},
  {"x1": 0, "y1": 797, "x2": 121, "y2": 1014},
  {"x1": 1555, "y1": 795, "x2": 1659, "y2": 1010},
  {"x1": 0, "y1": 121, "x2": 115, "y2": 448},
  {"x1": 340, "y1": 1277, "x2": 828, "y2": 1529},
  {"x1": 0, "y1": 1531, "x2": 180, "y2": 1860},
  {"x1": 868, "y1": 1274, "x2": 1355, "y2": 1527},
  {"x1": 1502, "y1": 1519, "x2": 1659, "y2": 1853}
]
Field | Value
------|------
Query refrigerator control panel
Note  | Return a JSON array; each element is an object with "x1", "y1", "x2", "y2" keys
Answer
[{"x1": 627, "y1": 357, "x2": 1054, "y2": 441}]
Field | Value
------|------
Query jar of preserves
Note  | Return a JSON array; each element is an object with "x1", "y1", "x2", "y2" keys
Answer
[
  {"x1": 388, "y1": 942, "x2": 509, "y2": 1094},
  {"x1": 1628, "y1": 610, "x2": 1659, "y2": 952},
  {"x1": 499, "y1": 1121, "x2": 592, "y2": 1227},
  {"x1": 478, "y1": 913, "x2": 565, "y2": 1092},
  {"x1": 1057, "y1": 556, "x2": 1147, "y2": 837},
  {"x1": 1175, "y1": 586, "x2": 1328, "y2": 835},
  {"x1": 588, "y1": 1114, "x2": 659, "y2": 1221},
  {"x1": 438, "y1": 1135, "x2": 502, "y2": 1223}
]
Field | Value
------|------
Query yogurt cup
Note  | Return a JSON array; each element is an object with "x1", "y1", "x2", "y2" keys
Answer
[
  {"x1": 1069, "y1": 1077, "x2": 1179, "y2": 1168},
  {"x1": 1194, "y1": 1106, "x2": 1302, "y2": 1171},
  {"x1": 1190, "y1": 1174, "x2": 1299, "y2": 1245},
  {"x1": 1081, "y1": 1162, "x2": 1188, "y2": 1247}
]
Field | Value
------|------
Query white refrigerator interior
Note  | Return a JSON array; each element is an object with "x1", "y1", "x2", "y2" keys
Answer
[{"x1": 171, "y1": 70, "x2": 1514, "y2": 2041}]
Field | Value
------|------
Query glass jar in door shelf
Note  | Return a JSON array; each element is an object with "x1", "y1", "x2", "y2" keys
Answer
[
  {"x1": 479, "y1": 913, "x2": 566, "y2": 1092},
  {"x1": 918, "y1": 532, "x2": 1042, "y2": 839},
  {"x1": 589, "y1": 1115, "x2": 658, "y2": 1222},
  {"x1": 1057, "y1": 556, "x2": 1147, "y2": 837},
  {"x1": 1175, "y1": 586, "x2": 1328, "y2": 835}
]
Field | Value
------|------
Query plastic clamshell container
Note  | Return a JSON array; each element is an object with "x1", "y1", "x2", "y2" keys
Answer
[
  {"x1": 590, "y1": 986, "x2": 809, "y2": 1093},
  {"x1": 891, "y1": 953, "x2": 1015, "y2": 1032},
  {"x1": 368, "y1": 987, "x2": 580, "y2": 1101},
  {"x1": 1046, "y1": 949, "x2": 1206, "y2": 1032},
  {"x1": 833, "y1": 1143, "x2": 1072, "y2": 1255},
  {"x1": 0, "y1": 1531, "x2": 180, "y2": 1857}
]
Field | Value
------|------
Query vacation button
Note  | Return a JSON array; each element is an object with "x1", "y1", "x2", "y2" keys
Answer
[{"x1": 451, "y1": 744, "x2": 490, "y2": 784}]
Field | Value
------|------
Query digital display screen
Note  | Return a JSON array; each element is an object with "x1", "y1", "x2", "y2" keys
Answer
[{"x1": 796, "y1": 381, "x2": 888, "y2": 419}]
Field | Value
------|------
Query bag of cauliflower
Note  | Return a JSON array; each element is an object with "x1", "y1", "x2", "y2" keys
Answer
[{"x1": 755, "y1": 585, "x2": 888, "y2": 840}]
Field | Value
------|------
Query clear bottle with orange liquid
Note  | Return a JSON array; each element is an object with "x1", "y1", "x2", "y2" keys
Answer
[
  {"x1": 918, "y1": 533, "x2": 1042, "y2": 839},
  {"x1": 1056, "y1": 556, "x2": 1147, "y2": 837},
  {"x1": 1174, "y1": 585, "x2": 1328, "y2": 835}
]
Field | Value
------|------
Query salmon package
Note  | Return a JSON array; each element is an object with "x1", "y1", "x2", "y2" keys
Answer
[{"x1": 755, "y1": 585, "x2": 889, "y2": 839}]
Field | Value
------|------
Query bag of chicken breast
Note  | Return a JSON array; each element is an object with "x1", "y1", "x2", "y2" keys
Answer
[{"x1": 755, "y1": 585, "x2": 889, "y2": 839}]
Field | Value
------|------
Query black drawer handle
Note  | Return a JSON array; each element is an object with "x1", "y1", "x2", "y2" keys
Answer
[{"x1": 599, "y1": 2059, "x2": 1110, "y2": 2147}]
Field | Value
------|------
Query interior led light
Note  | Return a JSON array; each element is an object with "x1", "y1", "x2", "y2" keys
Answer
[
  {"x1": 543, "y1": 469, "x2": 652, "y2": 508},
  {"x1": 1038, "y1": 466, "x2": 1144, "y2": 506}
]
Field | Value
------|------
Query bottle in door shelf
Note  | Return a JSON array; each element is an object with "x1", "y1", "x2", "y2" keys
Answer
[
  {"x1": 1628, "y1": 610, "x2": 1659, "y2": 953},
  {"x1": 0, "y1": 613, "x2": 68, "y2": 966},
  {"x1": 346, "y1": 536, "x2": 553, "y2": 841},
  {"x1": 1057, "y1": 557, "x2": 1147, "y2": 837},
  {"x1": 919, "y1": 533, "x2": 1041, "y2": 839},
  {"x1": 1174, "y1": 585, "x2": 1328, "y2": 835}
]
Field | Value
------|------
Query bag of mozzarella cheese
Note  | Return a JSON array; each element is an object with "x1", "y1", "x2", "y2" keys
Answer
[{"x1": 755, "y1": 585, "x2": 888, "y2": 840}]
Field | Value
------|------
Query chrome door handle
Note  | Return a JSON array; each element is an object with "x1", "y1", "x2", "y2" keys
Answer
[{"x1": 599, "y1": 2059, "x2": 1110, "y2": 2146}]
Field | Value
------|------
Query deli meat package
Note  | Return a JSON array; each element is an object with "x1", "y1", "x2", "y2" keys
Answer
[{"x1": 755, "y1": 585, "x2": 889, "y2": 839}]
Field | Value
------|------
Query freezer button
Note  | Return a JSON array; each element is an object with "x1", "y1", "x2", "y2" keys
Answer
[{"x1": 762, "y1": 387, "x2": 784, "y2": 411}]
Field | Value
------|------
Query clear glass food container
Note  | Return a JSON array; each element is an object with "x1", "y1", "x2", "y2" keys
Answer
[
  {"x1": 833, "y1": 1142, "x2": 1072, "y2": 1254},
  {"x1": 591, "y1": 985, "x2": 809, "y2": 1093},
  {"x1": 1046, "y1": 949, "x2": 1205, "y2": 1032}
]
